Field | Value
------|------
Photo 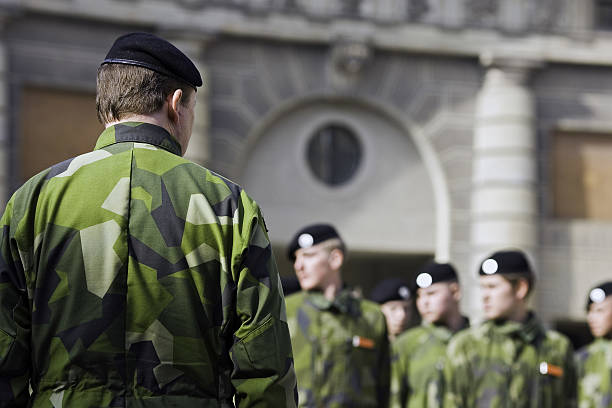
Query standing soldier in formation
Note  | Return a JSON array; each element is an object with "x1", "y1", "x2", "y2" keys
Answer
[
  {"x1": 0, "y1": 32, "x2": 297, "y2": 406},
  {"x1": 391, "y1": 262, "x2": 469, "y2": 408},
  {"x1": 576, "y1": 281, "x2": 612, "y2": 407},
  {"x1": 369, "y1": 277, "x2": 415, "y2": 341},
  {"x1": 444, "y1": 249, "x2": 577, "y2": 407},
  {"x1": 285, "y1": 223, "x2": 390, "y2": 407}
]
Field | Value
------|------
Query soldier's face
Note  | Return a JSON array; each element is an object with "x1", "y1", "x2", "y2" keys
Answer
[
  {"x1": 479, "y1": 275, "x2": 521, "y2": 320},
  {"x1": 587, "y1": 296, "x2": 612, "y2": 338},
  {"x1": 381, "y1": 300, "x2": 412, "y2": 336},
  {"x1": 416, "y1": 282, "x2": 457, "y2": 325},
  {"x1": 293, "y1": 244, "x2": 336, "y2": 291}
]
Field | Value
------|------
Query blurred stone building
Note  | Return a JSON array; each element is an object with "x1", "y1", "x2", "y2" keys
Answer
[{"x1": 1, "y1": 0, "x2": 612, "y2": 335}]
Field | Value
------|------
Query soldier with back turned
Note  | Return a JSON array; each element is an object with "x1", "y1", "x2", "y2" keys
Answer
[{"x1": 0, "y1": 32, "x2": 297, "y2": 406}]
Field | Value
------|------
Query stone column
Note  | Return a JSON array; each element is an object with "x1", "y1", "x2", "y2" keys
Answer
[
  {"x1": 161, "y1": 31, "x2": 213, "y2": 167},
  {"x1": 467, "y1": 55, "x2": 542, "y2": 319}
]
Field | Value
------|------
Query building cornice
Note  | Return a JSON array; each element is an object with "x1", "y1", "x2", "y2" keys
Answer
[{"x1": 6, "y1": 0, "x2": 612, "y2": 66}]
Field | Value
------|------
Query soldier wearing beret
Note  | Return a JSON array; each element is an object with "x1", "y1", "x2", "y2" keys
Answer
[
  {"x1": 444, "y1": 249, "x2": 577, "y2": 408},
  {"x1": 390, "y1": 262, "x2": 469, "y2": 408},
  {"x1": 0, "y1": 32, "x2": 297, "y2": 406},
  {"x1": 369, "y1": 278, "x2": 416, "y2": 341},
  {"x1": 285, "y1": 223, "x2": 390, "y2": 407},
  {"x1": 576, "y1": 281, "x2": 612, "y2": 407}
]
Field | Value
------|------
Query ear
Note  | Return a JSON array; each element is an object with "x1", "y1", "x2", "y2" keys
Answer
[
  {"x1": 449, "y1": 282, "x2": 462, "y2": 302},
  {"x1": 328, "y1": 248, "x2": 344, "y2": 271},
  {"x1": 514, "y1": 278, "x2": 530, "y2": 301},
  {"x1": 167, "y1": 89, "x2": 183, "y2": 123}
]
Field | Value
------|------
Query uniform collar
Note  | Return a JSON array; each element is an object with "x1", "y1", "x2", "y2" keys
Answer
[
  {"x1": 423, "y1": 316, "x2": 470, "y2": 340},
  {"x1": 305, "y1": 288, "x2": 361, "y2": 316},
  {"x1": 95, "y1": 122, "x2": 182, "y2": 156},
  {"x1": 486, "y1": 311, "x2": 545, "y2": 344},
  {"x1": 593, "y1": 337, "x2": 612, "y2": 346},
  {"x1": 422, "y1": 321, "x2": 454, "y2": 341}
]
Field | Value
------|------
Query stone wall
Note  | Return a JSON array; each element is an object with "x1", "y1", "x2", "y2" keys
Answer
[
  {"x1": 2, "y1": 1, "x2": 612, "y2": 323},
  {"x1": 205, "y1": 38, "x2": 479, "y2": 310},
  {"x1": 535, "y1": 64, "x2": 612, "y2": 322}
]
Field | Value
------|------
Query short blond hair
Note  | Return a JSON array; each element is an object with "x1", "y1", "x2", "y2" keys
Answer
[{"x1": 317, "y1": 238, "x2": 346, "y2": 258}]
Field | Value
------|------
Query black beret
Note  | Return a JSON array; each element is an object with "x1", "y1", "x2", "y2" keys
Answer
[
  {"x1": 586, "y1": 281, "x2": 612, "y2": 310},
  {"x1": 287, "y1": 223, "x2": 344, "y2": 260},
  {"x1": 415, "y1": 262, "x2": 458, "y2": 289},
  {"x1": 369, "y1": 278, "x2": 411, "y2": 304},
  {"x1": 102, "y1": 32, "x2": 202, "y2": 88},
  {"x1": 478, "y1": 250, "x2": 532, "y2": 277}
]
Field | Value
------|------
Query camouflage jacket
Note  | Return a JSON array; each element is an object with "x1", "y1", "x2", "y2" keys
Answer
[
  {"x1": 0, "y1": 122, "x2": 297, "y2": 407},
  {"x1": 285, "y1": 288, "x2": 390, "y2": 407},
  {"x1": 444, "y1": 312, "x2": 577, "y2": 408},
  {"x1": 390, "y1": 318, "x2": 468, "y2": 408},
  {"x1": 576, "y1": 338, "x2": 612, "y2": 408}
]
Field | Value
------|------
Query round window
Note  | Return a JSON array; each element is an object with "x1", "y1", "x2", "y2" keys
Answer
[{"x1": 307, "y1": 124, "x2": 362, "y2": 186}]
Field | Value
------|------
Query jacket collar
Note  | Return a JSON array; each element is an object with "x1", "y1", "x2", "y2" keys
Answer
[
  {"x1": 305, "y1": 288, "x2": 361, "y2": 316},
  {"x1": 486, "y1": 311, "x2": 545, "y2": 345},
  {"x1": 423, "y1": 316, "x2": 470, "y2": 341},
  {"x1": 95, "y1": 122, "x2": 182, "y2": 156}
]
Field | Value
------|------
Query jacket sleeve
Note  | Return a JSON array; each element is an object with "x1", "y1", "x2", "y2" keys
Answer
[
  {"x1": 443, "y1": 336, "x2": 468, "y2": 408},
  {"x1": 0, "y1": 198, "x2": 31, "y2": 407},
  {"x1": 229, "y1": 195, "x2": 298, "y2": 408},
  {"x1": 574, "y1": 348, "x2": 592, "y2": 408},
  {"x1": 561, "y1": 340, "x2": 577, "y2": 408},
  {"x1": 377, "y1": 323, "x2": 391, "y2": 408},
  {"x1": 390, "y1": 341, "x2": 408, "y2": 408}
]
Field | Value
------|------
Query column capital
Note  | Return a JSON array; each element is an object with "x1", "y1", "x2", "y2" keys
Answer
[{"x1": 479, "y1": 50, "x2": 544, "y2": 85}]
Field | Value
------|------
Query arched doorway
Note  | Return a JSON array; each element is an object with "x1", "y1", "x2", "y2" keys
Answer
[{"x1": 239, "y1": 98, "x2": 439, "y2": 295}]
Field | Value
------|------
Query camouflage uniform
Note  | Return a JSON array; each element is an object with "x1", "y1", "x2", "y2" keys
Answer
[
  {"x1": 390, "y1": 319, "x2": 468, "y2": 408},
  {"x1": 285, "y1": 288, "x2": 390, "y2": 407},
  {"x1": 444, "y1": 312, "x2": 576, "y2": 408},
  {"x1": 0, "y1": 122, "x2": 297, "y2": 407},
  {"x1": 576, "y1": 338, "x2": 612, "y2": 408}
]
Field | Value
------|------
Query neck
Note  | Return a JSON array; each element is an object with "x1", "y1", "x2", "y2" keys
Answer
[
  {"x1": 507, "y1": 304, "x2": 529, "y2": 323},
  {"x1": 321, "y1": 274, "x2": 343, "y2": 301},
  {"x1": 444, "y1": 308, "x2": 466, "y2": 332},
  {"x1": 106, "y1": 112, "x2": 168, "y2": 130}
]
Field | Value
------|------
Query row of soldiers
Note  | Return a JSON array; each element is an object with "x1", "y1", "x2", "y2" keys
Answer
[{"x1": 283, "y1": 223, "x2": 612, "y2": 407}]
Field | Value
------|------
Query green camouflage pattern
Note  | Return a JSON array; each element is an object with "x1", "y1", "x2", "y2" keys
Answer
[
  {"x1": 444, "y1": 312, "x2": 576, "y2": 408},
  {"x1": 390, "y1": 319, "x2": 468, "y2": 408},
  {"x1": 576, "y1": 338, "x2": 612, "y2": 408},
  {"x1": 0, "y1": 122, "x2": 297, "y2": 407},
  {"x1": 285, "y1": 289, "x2": 390, "y2": 407}
]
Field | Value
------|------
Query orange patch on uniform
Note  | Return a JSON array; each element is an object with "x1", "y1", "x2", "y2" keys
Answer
[
  {"x1": 352, "y1": 336, "x2": 375, "y2": 349},
  {"x1": 539, "y1": 362, "x2": 563, "y2": 377}
]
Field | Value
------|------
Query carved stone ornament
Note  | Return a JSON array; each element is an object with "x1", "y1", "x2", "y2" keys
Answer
[
  {"x1": 339, "y1": 0, "x2": 361, "y2": 16},
  {"x1": 407, "y1": 0, "x2": 430, "y2": 21},
  {"x1": 175, "y1": 0, "x2": 208, "y2": 10},
  {"x1": 330, "y1": 41, "x2": 372, "y2": 76},
  {"x1": 526, "y1": 0, "x2": 560, "y2": 33},
  {"x1": 466, "y1": 0, "x2": 499, "y2": 27}
]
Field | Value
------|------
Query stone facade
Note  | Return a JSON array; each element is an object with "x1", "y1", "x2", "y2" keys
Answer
[{"x1": 1, "y1": 0, "x2": 611, "y2": 327}]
